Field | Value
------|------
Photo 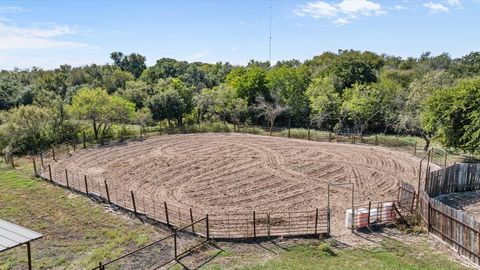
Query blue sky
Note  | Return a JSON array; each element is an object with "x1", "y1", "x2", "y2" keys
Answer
[{"x1": 0, "y1": 0, "x2": 479, "y2": 69}]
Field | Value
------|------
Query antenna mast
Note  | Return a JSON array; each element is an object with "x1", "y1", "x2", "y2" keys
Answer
[{"x1": 269, "y1": 1, "x2": 272, "y2": 65}]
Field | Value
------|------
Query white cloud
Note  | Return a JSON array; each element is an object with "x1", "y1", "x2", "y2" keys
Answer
[
  {"x1": 294, "y1": 0, "x2": 385, "y2": 25},
  {"x1": 446, "y1": 0, "x2": 461, "y2": 6},
  {"x1": 423, "y1": 2, "x2": 449, "y2": 13},
  {"x1": 295, "y1": 1, "x2": 337, "y2": 18},
  {"x1": 334, "y1": 18, "x2": 349, "y2": 25},
  {"x1": 0, "y1": 6, "x2": 25, "y2": 13},
  {"x1": 0, "y1": 21, "x2": 87, "y2": 50},
  {"x1": 393, "y1": 5, "x2": 408, "y2": 10}
]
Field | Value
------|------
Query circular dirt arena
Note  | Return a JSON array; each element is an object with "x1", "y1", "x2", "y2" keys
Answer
[{"x1": 52, "y1": 133, "x2": 420, "y2": 217}]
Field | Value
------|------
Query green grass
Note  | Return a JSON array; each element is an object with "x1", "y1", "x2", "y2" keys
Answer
[
  {"x1": 234, "y1": 239, "x2": 468, "y2": 270},
  {"x1": 0, "y1": 161, "x2": 163, "y2": 270}
]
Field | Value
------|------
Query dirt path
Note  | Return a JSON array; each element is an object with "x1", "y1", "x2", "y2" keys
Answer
[{"x1": 48, "y1": 133, "x2": 424, "y2": 235}]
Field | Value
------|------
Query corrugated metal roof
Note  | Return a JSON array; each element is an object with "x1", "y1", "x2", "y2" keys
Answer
[{"x1": 0, "y1": 219, "x2": 42, "y2": 252}]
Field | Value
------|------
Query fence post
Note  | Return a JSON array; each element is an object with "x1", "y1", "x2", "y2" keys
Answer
[
  {"x1": 351, "y1": 184, "x2": 355, "y2": 233},
  {"x1": 206, "y1": 214, "x2": 210, "y2": 240},
  {"x1": 98, "y1": 262, "x2": 103, "y2": 270},
  {"x1": 397, "y1": 185, "x2": 401, "y2": 204},
  {"x1": 189, "y1": 208, "x2": 195, "y2": 234},
  {"x1": 414, "y1": 141, "x2": 417, "y2": 156},
  {"x1": 164, "y1": 201, "x2": 170, "y2": 226},
  {"x1": 10, "y1": 156, "x2": 15, "y2": 170},
  {"x1": 52, "y1": 148, "x2": 56, "y2": 161},
  {"x1": 427, "y1": 201, "x2": 431, "y2": 234},
  {"x1": 315, "y1": 208, "x2": 319, "y2": 236},
  {"x1": 253, "y1": 211, "x2": 256, "y2": 240},
  {"x1": 367, "y1": 202, "x2": 371, "y2": 227},
  {"x1": 32, "y1": 158, "x2": 37, "y2": 176},
  {"x1": 444, "y1": 153, "x2": 447, "y2": 167},
  {"x1": 84, "y1": 175, "x2": 89, "y2": 194},
  {"x1": 375, "y1": 135, "x2": 378, "y2": 146},
  {"x1": 65, "y1": 169, "x2": 69, "y2": 188},
  {"x1": 307, "y1": 127, "x2": 311, "y2": 140},
  {"x1": 131, "y1": 191, "x2": 137, "y2": 215},
  {"x1": 40, "y1": 153, "x2": 44, "y2": 168},
  {"x1": 329, "y1": 132, "x2": 332, "y2": 142},
  {"x1": 48, "y1": 165, "x2": 52, "y2": 182},
  {"x1": 410, "y1": 191, "x2": 416, "y2": 213},
  {"x1": 104, "y1": 180, "x2": 110, "y2": 204},
  {"x1": 267, "y1": 213, "x2": 271, "y2": 237},
  {"x1": 327, "y1": 208, "x2": 331, "y2": 237},
  {"x1": 83, "y1": 131, "x2": 86, "y2": 149},
  {"x1": 173, "y1": 229, "x2": 178, "y2": 261}
]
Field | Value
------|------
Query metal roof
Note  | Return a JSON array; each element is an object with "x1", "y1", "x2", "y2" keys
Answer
[{"x1": 0, "y1": 219, "x2": 43, "y2": 252}]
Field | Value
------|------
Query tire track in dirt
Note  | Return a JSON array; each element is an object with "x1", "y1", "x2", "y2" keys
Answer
[{"x1": 49, "y1": 133, "x2": 421, "y2": 222}]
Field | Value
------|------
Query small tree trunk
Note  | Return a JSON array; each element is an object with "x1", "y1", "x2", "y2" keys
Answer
[
  {"x1": 423, "y1": 135, "x2": 431, "y2": 151},
  {"x1": 93, "y1": 121, "x2": 99, "y2": 141}
]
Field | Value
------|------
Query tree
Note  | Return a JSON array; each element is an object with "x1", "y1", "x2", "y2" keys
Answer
[
  {"x1": 119, "y1": 80, "x2": 150, "y2": 109},
  {"x1": 197, "y1": 85, "x2": 247, "y2": 129},
  {"x1": 136, "y1": 107, "x2": 153, "y2": 132},
  {"x1": 448, "y1": 52, "x2": 480, "y2": 78},
  {"x1": 306, "y1": 77, "x2": 341, "y2": 131},
  {"x1": 267, "y1": 65, "x2": 310, "y2": 127},
  {"x1": 254, "y1": 95, "x2": 288, "y2": 135},
  {"x1": 341, "y1": 80, "x2": 398, "y2": 136},
  {"x1": 102, "y1": 69, "x2": 134, "y2": 94},
  {"x1": 396, "y1": 71, "x2": 455, "y2": 149},
  {"x1": 226, "y1": 67, "x2": 269, "y2": 106},
  {"x1": 148, "y1": 89, "x2": 184, "y2": 126},
  {"x1": 68, "y1": 87, "x2": 136, "y2": 142},
  {"x1": 422, "y1": 77, "x2": 480, "y2": 154},
  {"x1": 111, "y1": 52, "x2": 147, "y2": 78},
  {"x1": 307, "y1": 50, "x2": 384, "y2": 92},
  {"x1": 0, "y1": 105, "x2": 53, "y2": 153},
  {"x1": 140, "y1": 58, "x2": 188, "y2": 84}
]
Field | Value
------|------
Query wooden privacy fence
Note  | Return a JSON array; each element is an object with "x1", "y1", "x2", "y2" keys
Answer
[
  {"x1": 425, "y1": 163, "x2": 480, "y2": 197},
  {"x1": 413, "y1": 163, "x2": 480, "y2": 265},
  {"x1": 33, "y1": 156, "x2": 329, "y2": 240},
  {"x1": 418, "y1": 189, "x2": 480, "y2": 264}
]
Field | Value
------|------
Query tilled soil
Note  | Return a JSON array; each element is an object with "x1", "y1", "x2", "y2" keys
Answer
[{"x1": 49, "y1": 133, "x2": 422, "y2": 234}]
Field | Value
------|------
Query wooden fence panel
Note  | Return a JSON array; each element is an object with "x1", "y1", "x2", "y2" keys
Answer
[{"x1": 427, "y1": 163, "x2": 480, "y2": 197}]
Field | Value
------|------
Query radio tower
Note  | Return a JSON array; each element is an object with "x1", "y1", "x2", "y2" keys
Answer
[{"x1": 269, "y1": 1, "x2": 272, "y2": 65}]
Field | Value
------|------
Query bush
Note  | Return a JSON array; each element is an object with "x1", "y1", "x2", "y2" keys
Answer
[{"x1": 396, "y1": 212, "x2": 426, "y2": 234}]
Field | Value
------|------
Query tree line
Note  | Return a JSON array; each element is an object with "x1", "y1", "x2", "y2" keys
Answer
[{"x1": 0, "y1": 50, "x2": 479, "y2": 154}]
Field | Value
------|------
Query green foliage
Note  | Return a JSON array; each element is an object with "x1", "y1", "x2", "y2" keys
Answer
[
  {"x1": 110, "y1": 51, "x2": 147, "y2": 78},
  {"x1": 1, "y1": 50, "x2": 479, "y2": 153},
  {"x1": 422, "y1": 77, "x2": 480, "y2": 154},
  {"x1": 227, "y1": 66, "x2": 269, "y2": 105},
  {"x1": 306, "y1": 77, "x2": 341, "y2": 130},
  {"x1": 118, "y1": 80, "x2": 150, "y2": 109},
  {"x1": 68, "y1": 87, "x2": 136, "y2": 141},
  {"x1": 149, "y1": 89, "x2": 184, "y2": 124},
  {"x1": 0, "y1": 105, "x2": 53, "y2": 153},
  {"x1": 195, "y1": 84, "x2": 247, "y2": 127},
  {"x1": 267, "y1": 65, "x2": 310, "y2": 118}
]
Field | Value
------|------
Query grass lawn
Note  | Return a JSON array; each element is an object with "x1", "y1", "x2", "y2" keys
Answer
[
  {"x1": 199, "y1": 239, "x2": 469, "y2": 270},
  {"x1": 0, "y1": 161, "x2": 166, "y2": 270},
  {"x1": 248, "y1": 241, "x2": 466, "y2": 270}
]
